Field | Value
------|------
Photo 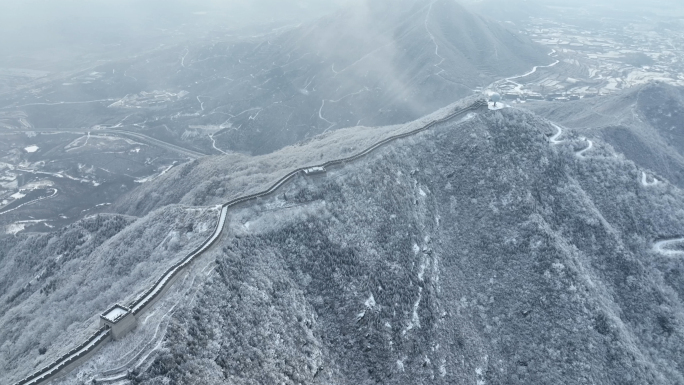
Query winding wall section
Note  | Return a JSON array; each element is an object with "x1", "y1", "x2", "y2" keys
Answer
[{"x1": 11, "y1": 99, "x2": 487, "y2": 385}]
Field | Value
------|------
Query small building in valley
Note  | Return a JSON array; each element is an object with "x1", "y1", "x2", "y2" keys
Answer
[{"x1": 100, "y1": 304, "x2": 136, "y2": 340}]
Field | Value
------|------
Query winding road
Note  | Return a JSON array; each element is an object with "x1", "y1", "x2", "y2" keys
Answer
[
  {"x1": 0, "y1": 188, "x2": 58, "y2": 216},
  {"x1": 641, "y1": 172, "x2": 660, "y2": 187},
  {"x1": 550, "y1": 123, "x2": 564, "y2": 145},
  {"x1": 488, "y1": 59, "x2": 560, "y2": 95},
  {"x1": 549, "y1": 122, "x2": 594, "y2": 157},
  {"x1": 505, "y1": 60, "x2": 560, "y2": 83},
  {"x1": 552, "y1": 124, "x2": 672, "y2": 260},
  {"x1": 4, "y1": 128, "x2": 207, "y2": 159},
  {"x1": 653, "y1": 238, "x2": 684, "y2": 256},
  {"x1": 102, "y1": 130, "x2": 206, "y2": 159},
  {"x1": 575, "y1": 137, "x2": 594, "y2": 157}
]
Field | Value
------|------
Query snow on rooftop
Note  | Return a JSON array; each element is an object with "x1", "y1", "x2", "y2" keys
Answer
[
  {"x1": 488, "y1": 102, "x2": 507, "y2": 111},
  {"x1": 304, "y1": 166, "x2": 326, "y2": 174},
  {"x1": 102, "y1": 305, "x2": 129, "y2": 322}
]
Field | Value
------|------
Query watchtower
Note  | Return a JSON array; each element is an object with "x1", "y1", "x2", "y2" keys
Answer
[
  {"x1": 303, "y1": 166, "x2": 327, "y2": 177},
  {"x1": 99, "y1": 304, "x2": 137, "y2": 340}
]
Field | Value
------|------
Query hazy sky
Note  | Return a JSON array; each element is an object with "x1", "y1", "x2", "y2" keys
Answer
[
  {"x1": 1, "y1": 0, "x2": 681, "y2": 70},
  {"x1": 0, "y1": 0, "x2": 354, "y2": 67},
  {"x1": 1, "y1": 0, "x2": 679, "y2": 46}
]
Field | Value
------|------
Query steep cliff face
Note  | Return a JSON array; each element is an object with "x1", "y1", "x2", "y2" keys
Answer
[{"x1": 122, "y1": 109, "x2": 684, "y2": 385}]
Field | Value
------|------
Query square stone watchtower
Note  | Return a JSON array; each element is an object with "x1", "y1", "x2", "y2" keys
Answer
[{"x1": 100, "y1": 304, "x2": 137, "y2": 340}]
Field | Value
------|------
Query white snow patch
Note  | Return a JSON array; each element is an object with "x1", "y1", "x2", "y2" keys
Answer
[
  {"x1": 456, "y1": 112, "x2": 477, "y2": 124},
  {"x1": 5, "y1": 223, "x2": 26, "y2": 235},
  {"x1": 24, "y1": 145, "x2": 39, "y2": 153},
  {"x1": 103, "y1": 306, "x2": 129, "y2": 322},
  {"x1": 488, "y1": 102, "x2": 507, "y2": 110},
  {"x1": 476, "y1": 367, "x2": 485, "y2": 385},
  {"x1": 365, "y1": 294, "x2": 376, "y2": 309},
  {"x1": 418, "y1": 257, "x2": 428, "y2": 282},
  {"x1": 411, "y1": 288, "x2": 422, "y2": 328},
  {"x1": 197, "y1": 222, "x2": 209, "y2": 233},
  {"x1": 403, "y1": 287, "x2": 423, "y2": 335},
  {"x1": 135, "y1": 163, "x2": 177, "y2": 183},
  {"x1": 10, "y1": 192, "x2": 26, "y2": 200}
]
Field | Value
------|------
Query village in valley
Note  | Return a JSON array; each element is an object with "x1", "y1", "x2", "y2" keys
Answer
[{"x1": 485, "y1": 13, "x2": 684, "y2": 103}]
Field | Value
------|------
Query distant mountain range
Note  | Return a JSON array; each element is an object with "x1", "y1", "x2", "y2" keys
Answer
[
  {"x1": 0, "y1": 0, "x2": 552, "y2": 233},
  {"x1": 1, "y1": 0, "x2": 551, "y2": 156}
]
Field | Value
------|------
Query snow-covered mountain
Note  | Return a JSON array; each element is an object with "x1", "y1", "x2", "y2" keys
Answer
[
  {"x1": 0, "y1": 207, "x2": 221, "y2": 383},
  {"x1": 130, "y1": 107, "x2": 684, "y2": 385},
  {"x1": 4, "y1": 2, "x2": 684, "y2": 385},
  {"x1": 5, "y1": 99, "x2": 684, "y2": 384}
]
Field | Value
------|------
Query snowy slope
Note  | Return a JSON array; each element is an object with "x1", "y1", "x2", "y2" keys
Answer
[{"x1": 48, "y1": 107, "x2": 684, "y2": 385}]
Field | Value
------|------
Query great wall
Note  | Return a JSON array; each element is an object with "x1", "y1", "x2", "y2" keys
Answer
[{"x1": 11, "y1": 99, "x2": 488, "y2": 385}]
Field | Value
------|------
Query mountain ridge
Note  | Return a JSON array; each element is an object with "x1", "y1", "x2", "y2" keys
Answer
[
  {"x1": 124, "y1": 107, "x2": 684, "y2": 384},
  {"x1": 4, "y1": 101, "x2": 684, "y2": 384}
]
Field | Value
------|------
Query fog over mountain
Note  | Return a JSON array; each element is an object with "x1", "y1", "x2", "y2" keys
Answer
[
  {"x1": 1, "y1": 0, "x2": 549, "y2": 154},
  {"x1": 2, "y1": 1, "x2": 684, "y2": 385},
  {"x1": 0, "y1": 0, "x2": 351, "y2": 70}
]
